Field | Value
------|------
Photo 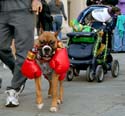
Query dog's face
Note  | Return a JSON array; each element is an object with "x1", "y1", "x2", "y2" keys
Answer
[{"x1": 37, "y1": 32, "x2": 58, "y2": 60}]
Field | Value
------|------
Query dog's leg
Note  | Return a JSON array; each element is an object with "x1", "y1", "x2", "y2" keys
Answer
[
  {"x1": 35, "y1": 77, "x2": 44, "y2": 109},
  {"x1": 57, "y1": 80, "x2": 63, "y2": 104},
  {"x1": 50, "y1": 72, "x2": 59, "y2": 112},
  {"x1": 48, "y1": 80, "x2": 52, "y2": 98}
]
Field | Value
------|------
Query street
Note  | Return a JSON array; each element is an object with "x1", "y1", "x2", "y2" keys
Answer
[{"x1": 0, "y1": 53, "x2": 125, "y2": 116}]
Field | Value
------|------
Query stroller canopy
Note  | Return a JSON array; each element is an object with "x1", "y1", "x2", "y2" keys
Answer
[{"x1": 77, "y1": 5, "x2": 109, "y2": 24}]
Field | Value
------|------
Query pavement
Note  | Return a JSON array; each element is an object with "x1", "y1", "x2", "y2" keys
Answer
[{"x1": 0, "y1": 52, "x2": 125, "y2": 116}]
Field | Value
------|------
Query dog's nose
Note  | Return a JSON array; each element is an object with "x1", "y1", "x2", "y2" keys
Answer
[
  {"x1": 44, "y1": 47, "x2": 50, "y2": 53},
  {"x1": 42, "y1": 45, "x2": 52, "y2": 56}
]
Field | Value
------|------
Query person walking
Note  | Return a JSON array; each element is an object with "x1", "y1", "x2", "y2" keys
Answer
[
  {"x1": 37, "y1": 0, "x2": 53, "y2": 34},
  {"x1": 0, "y1": 0, "x2": 42, "y2": 107},
  {"x1": 48, "y1": 0, "x2": 67, "y2": 39}
]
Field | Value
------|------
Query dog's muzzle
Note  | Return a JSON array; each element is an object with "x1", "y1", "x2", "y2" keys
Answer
[{"x1": 42, "y1": 45, "x2": 53, "y2": 57}]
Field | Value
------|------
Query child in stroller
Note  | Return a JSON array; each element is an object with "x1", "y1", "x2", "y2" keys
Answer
[
  {"x1": 89, "y1": 7, "x2": 121, "y2": 53},
  {"x1": 66, "y1": 6, "x2": 120, "y2": 82}
]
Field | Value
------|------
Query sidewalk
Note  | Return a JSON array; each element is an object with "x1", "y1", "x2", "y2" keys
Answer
[{"x1": 0, "y1": 53, "x2": 125, "y2": 116}]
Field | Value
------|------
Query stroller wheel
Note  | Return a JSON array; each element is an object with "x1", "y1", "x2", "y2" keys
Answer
[
  {"x1": 66, "y1": 67, "x2": 74, "y2": 81},
  {"x1": 86, "y1": 66, "x2": 94, "y2": 82},
  {"x1": 95, "y1": 65, "x2": 104, "y2": 82},
  {"x1": 111, "y1": 60, "x2": 119, "y2": 78}
]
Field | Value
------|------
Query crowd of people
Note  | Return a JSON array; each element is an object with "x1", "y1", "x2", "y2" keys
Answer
[{"x1": 0, "y1": 0, "x2": 124, "y2": 109}]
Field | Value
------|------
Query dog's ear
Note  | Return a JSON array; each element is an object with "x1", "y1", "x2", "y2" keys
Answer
[{"x1": 54, "y1": 27, "x2": 63, "y2": 38}]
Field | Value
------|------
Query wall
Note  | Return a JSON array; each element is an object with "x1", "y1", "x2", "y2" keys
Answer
[{"x1": 69, "y1": 0, "x2": 86, "y2": 20}]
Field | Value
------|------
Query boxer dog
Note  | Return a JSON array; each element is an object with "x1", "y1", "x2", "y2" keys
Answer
[{"x1": 21, "y1": 31, "x2": 69, "y2": 112}]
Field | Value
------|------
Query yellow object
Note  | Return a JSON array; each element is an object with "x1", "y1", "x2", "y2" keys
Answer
[
  {"x1": 58, "y1": 41, "x2": 64, "y2": 48},
  {"x1": 98, "y1": 30, "x2": 104, "y2": 37},
  {"x1": 97, "y1": 44, "x2": 105, "y2": 56},
  {"x1": 70, "y1": 19, "x2": 83, "y2": 32},
  {"x1": 27, "y1": 51, "x2": 36, "y2": 60}
]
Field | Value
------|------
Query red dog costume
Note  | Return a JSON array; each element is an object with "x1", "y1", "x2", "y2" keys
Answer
[{"x1": 21, "y1": 46, "x2": 70, "y2": 81}]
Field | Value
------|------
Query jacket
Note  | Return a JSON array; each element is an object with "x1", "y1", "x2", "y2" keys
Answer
[
  {"x1": 48, "y1": 0, "x2": 67, "y2": 20},
  {"x1": 0, "y1": 0, "x2": 32, "y2": 11}
]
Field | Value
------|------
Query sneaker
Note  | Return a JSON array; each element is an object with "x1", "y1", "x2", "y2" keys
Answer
[
  {"x1": 5, "y1": 89, "x2": 19, "y2": 107},
  {"x1": 6, "y1": 83, "x2": 25, "y2": 95}
]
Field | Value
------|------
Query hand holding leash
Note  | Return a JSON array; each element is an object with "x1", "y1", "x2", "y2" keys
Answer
[{"x1": 32, "y1": 0, "x2": 42, "y2": 15}]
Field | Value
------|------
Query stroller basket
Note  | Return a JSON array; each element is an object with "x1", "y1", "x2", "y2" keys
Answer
[{"x1": 67, "y1": 32, "x2": 96, "y2": 43}]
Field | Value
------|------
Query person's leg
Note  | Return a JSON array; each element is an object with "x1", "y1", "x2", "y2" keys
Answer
[
  {"x1": 52, "y1": 17, "x2": 57, "y2": 32},
  {"x1": 9, "y1": 10, "x2": 34, "y2": 91},
  {"x1": 0, "y1": 12, "x2": 15, "y2": 74},
  {"x1": 122, "y1": 33, "x2": 125, "y2": 51},
  {"x1": 5, "y1": 10, "x2": 35, "y2": 107},
  {"x1": 108, "y1": 31, "x2": 112, "y2": 50},
  {"x1": 113, "y1": 27, "x2": 122, "y2": 52},
  {"x1": 0, "y1": 12, "x2": 18, "y2": 106},
  {"x1": 55, "y1": 15, "x2": 62, "y2": 39}
]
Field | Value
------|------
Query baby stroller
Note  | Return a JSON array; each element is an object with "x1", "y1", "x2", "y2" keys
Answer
[{"x1": 66, "y1": 5, "x2": 119, "y2": 82}]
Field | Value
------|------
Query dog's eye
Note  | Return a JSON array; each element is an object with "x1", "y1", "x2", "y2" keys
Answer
[
  {"x1": 49, "y1": 40, "x2": 55, "y2": 46},
  {"x1": 40, "y1": 40, "x2": 45, "y2": 46}
]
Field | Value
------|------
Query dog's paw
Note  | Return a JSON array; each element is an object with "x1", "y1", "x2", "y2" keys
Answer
[
  {"x1": 50, "y1": 107, "x2": 58, "y2": 112},
  {"x1": 57, "y1": 99, "x2": 61, "y2": 104},
  {"x1": 57, "y1": 99, "x2": 63, "y2": 104},
  {"x1": 37, "y1": 103, "x2": 44, "y2": 109}
]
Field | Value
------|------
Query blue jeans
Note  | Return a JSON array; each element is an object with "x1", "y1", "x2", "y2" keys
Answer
[
  {"x1": 52, "y1": 15, "x2": 62, "y2": 39},
  {"x1": 112, "y1": 27, "x2": 125, "y2": 52}
]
